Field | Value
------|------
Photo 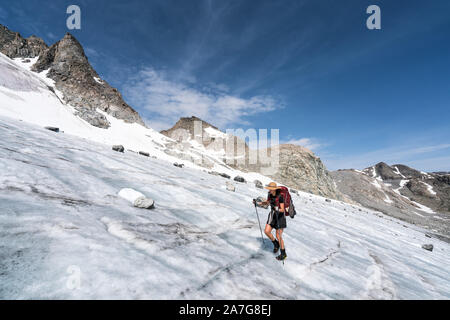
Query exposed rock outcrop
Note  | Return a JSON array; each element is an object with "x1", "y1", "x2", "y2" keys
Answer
[
  {"x1": 267, "y1": 144, "x2": 343, "y2": 200},
  {"x1": 31, "y1": 33, "x2": 144, "y2": 128},
  {"x1": 0, "y1": 25, "x2": 48, "y2": 58}
]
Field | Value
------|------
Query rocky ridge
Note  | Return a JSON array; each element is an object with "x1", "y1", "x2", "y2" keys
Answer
[
  {"x1": 332, "y1": 162, "x2": 450, "y2": 241},
  {"x1": 0, "y1": 25, "x2": 48, "y2": 59},
  {"x1": 363, "y1": 162, "x2": 450, "y2": 214}
]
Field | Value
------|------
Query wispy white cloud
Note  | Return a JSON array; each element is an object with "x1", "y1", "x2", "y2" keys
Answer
[
  {"x1": 405, "y1": 156, "x2": 450, "y2": 173},
  {"x1": 46, "y1": 32, "x2": 57, "y2": 41},
  {"x1": 84, "y1": 47, "x2": 100, "y2": 59},
  {"x1": 124, "y1": 67, "x2": 281, "y2": 131},
  {"x1": 322, "y1": 144, "x2": 450, "y2": 172},
  {"x1": 282, "y1": 137, "x2": 323, "y2": 151}
]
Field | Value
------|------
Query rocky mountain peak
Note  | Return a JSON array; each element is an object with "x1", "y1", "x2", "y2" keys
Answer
[
  {"x1": 60, "y1": 32, "x2": 87, "y2": 59},
  {"x1": 0, "y1": 25, "x2": 145, "y2": 129},
  {"x1": 375, "y1": 161, "x2": 390, "y2": 168},
  {"x1": 364, "y1": 162, "x2": 402, "y2": 180},
  {"x1": 160, "y1": 116, "x2": 229, "y2": 154},
  {"x1": 59, "y1": 33, "x2": 87, "y2": 56},
  {"x1": 30, "y1": 31, "x2": 144, "y2": 129},
  {"x1": 366, "y1": 162, "x2": 430, "y2": 181},
  {"x1": 32, "y1": 32, "x2": 89, "y2": 72},
  {"x1": 161, "y1": 116, "x2": 218, "y2": 138},
  {"x1": 277, "y1": 143, "x2": 315, "y2": 157}
]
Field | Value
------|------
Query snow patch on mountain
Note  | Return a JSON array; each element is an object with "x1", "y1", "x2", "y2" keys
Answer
[
  {"x1": 393, "y1": 180, "x2": 409, "y2": 196},
  {"x1": 421, "y1": 181, "x2": 437, "y2": 196},
  {"x1": 393, "y1": 166, "x2": 406, "y2": 178},
  {"x1": 411, "y1": 201, "x2": 435, "y2": 214},
  {"x1": 93, "y1": 77, "x2": 103, "y2": 84},
  {"x1": 371, "y1": 180, "x2": 382, "y2": 190}
]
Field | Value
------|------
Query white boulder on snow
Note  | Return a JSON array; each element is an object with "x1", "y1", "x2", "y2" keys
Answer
[
  {"x1": 118, "y1": 188, "x2": 155, "y2": 209},
  {"x1": 118, "y1": 188, "x2": 145, "y2": 203}
]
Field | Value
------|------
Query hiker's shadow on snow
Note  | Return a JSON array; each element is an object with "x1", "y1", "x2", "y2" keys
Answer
[{"x1": 257, "y1": 238, "x2": 273, "y2": 253}]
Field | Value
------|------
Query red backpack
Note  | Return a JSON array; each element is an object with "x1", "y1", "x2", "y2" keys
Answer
[{"x1": 270, "y1": 186, "x2": 297, "y2": 219}]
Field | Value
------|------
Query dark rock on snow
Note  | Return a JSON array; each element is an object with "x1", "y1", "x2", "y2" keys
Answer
[
  {"x1": 44, "y1": 126, "x2": 59, "y2": 133},
  {"x1": 254, "y1": 180, "x2": 263, "y2": 189},
  {"x1": 112, "y1": 145, "x2": 124, "y2": 153},
  {"x1": 234, "y1": 176, "x2": 246, "y2": 183}
]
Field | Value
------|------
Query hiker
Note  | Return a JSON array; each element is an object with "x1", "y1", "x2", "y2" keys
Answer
[{"x1": 253, "y1": 182, "x2": 287, "y2": 261}]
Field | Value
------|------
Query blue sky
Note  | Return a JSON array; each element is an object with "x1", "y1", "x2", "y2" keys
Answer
[{"x1": 1, "y1": 0, "x2": 449, "y2": 171}]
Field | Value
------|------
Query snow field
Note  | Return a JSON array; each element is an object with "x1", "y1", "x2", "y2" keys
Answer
[{"x1": 1, "y1": 116, "x2": 449, "y2": 299}]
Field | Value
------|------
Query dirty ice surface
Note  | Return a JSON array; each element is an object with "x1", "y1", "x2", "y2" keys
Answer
[{"x1": 0, "y1": 116, "x2": 449, "y2": 299}]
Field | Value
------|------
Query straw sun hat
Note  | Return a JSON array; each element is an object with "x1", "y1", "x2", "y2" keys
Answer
[{"x1": 264, "y1": 182, "x2": 281, "y2": 191}]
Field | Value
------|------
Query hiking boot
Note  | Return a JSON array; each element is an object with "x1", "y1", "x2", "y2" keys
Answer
[
  {"x1": 276, "y1": 249, "x2": 287, "y2": 261},
  {"x1": 272, "y1": 240, "x2": 280, "y2": 253}
]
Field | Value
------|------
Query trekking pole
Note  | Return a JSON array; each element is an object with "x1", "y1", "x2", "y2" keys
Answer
[{"x1": 253, "y1": 203, "x2": 265, "y2": 247}]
